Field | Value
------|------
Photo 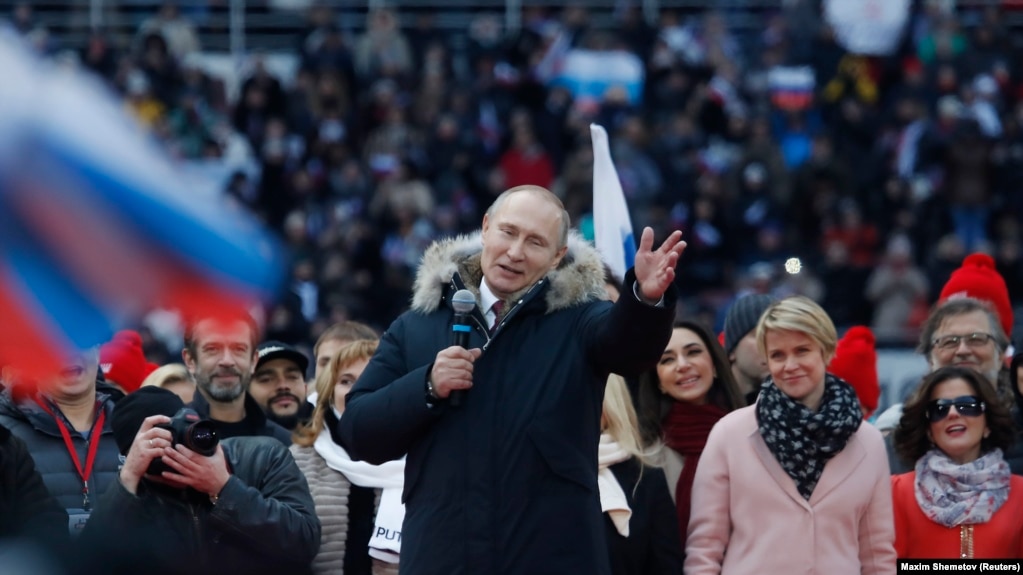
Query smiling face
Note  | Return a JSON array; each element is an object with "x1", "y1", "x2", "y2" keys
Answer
[
  {"x1": 182, "y1": 318, "x2": 257, "y2": 404},
  {"x1": 928, "y1": 377, "x2": 989, "y2": 464},
  {"x1": 929, "y1": 310, "x2": 1003, "y2": 385},
  {"x1": 657, "y1": 328, "x2": 716, "y2": 405},
  {"x1": 480, "y1": 190, "x2": 568, "y2": 300},
  {"x1": 765, "y1": 329, "x2": 828, "y2": 411}
]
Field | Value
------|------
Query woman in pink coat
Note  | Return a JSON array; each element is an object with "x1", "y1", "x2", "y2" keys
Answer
[{"x1": 685, "y1": 296, "x2": 896, "y2": 575}]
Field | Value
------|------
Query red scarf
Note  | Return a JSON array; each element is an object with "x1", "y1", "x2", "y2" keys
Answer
[{"x1": 661, "y1": 401, "x2": 727, "y2": 542}]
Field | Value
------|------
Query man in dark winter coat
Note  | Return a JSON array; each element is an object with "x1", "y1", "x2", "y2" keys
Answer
[
  {"x1": 339, "y1": 186, "x2": 685, "y2": 575},
  {"x1": 77, "y1": 386, "x2": 320, "y2": 575},
  {"x1": 0, "y1": 349, "x2": 122, "y2": 535}
]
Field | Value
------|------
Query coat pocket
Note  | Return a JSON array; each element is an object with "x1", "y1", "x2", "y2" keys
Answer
[{"x1": 526, "y1": 419, "x2": 596, "y2": 493}]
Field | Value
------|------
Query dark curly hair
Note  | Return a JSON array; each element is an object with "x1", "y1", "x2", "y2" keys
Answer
[
  {"x1": 636, "y1": 320, "x2": 746, "y2": 447},
  {"x1": 893, "y1": 366, "x2": 1015, "y2": 466}
]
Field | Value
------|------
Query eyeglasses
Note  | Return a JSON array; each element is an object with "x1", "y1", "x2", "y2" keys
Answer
[
  {"x1": 926, "y1": 395, "x2": 986, "y2": 422},
  {"x1": 931, "y1": 332, "x2": 995, "y2": 351}
]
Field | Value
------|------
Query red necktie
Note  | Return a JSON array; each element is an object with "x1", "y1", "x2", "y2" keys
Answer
[{"x1": 490, "y1": 301, "x2": 505, "y2": 333}]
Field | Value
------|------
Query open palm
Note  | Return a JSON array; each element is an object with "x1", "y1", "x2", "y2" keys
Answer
[{"x1": 634, "y1": 227, "x2": 686, "y2": 302}]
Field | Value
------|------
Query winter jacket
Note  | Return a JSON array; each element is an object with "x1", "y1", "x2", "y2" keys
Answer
[
  {"x1": 605, "y1": 459, "x2": 684, "y2": 575},
  {"x1": 0, "y1": 422, "x2": 69, "y2": 548},
  {"x1": 685, "y1": 405, "x2": 896, "y2": 575},
  {"x1": 339, "y1": 232, "x2": 677, "y2": 575},
  {"x1": 76, "y1": 435, "x2": 320, "y2": 575},
  {"x1": 0, "y1": 388, "x2": 121, "y2": 521},
  {"x1": 188, "y1": 391, "x2": 292, "y2": 445}
]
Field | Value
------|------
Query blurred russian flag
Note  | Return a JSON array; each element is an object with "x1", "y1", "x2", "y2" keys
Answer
[{"x1": 0, "y1": 29, "x2": 286, "y2": 380}]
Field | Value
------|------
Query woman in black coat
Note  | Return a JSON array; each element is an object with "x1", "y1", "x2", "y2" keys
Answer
[{"x1": 600, "y1": 375, "x2": 684, "y2": 575}]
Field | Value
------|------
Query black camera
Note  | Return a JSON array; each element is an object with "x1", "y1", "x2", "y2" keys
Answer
[{"x1": 146, "y1": 408, "x2": 219, "y2": 475}]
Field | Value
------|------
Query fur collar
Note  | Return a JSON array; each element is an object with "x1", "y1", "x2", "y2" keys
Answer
[{"x1": 410, "y1": 230, "x2": 608, "y2": 314}]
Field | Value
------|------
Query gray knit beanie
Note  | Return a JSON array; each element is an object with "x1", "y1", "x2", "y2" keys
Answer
[{"x1": 723, "y1": 294, "x2": 775, "y2": 355}]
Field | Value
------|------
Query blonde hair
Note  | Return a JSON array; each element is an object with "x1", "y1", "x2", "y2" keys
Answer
[
  {"x1": 140, "y1": 363, "x2": 192, "y2": 389},
  {"x1": 603, "y1": 374, "x2": 660, "y2": 467},
  {"x1": 755, "y1": 296, "x2": 838, "y2": 363},
  {"x1": 293, "y1": 339, "x2": 379, "y2": 447}
]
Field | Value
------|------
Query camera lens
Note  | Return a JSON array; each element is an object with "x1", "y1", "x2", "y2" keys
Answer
[{"x1": 184, "y1": 421, "x2": 219, "y2": 456}]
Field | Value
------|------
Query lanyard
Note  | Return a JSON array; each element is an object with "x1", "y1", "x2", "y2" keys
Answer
[{"x1": 35, "y1": 396, "x2": 106, "y2": 511}]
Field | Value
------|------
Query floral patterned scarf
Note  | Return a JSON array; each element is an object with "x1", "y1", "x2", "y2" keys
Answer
[{"x1": 914, "y1": 448, "x2": 1010, "y2": 527}]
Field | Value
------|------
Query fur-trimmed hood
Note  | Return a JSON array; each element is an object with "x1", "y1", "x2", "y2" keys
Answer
[{"x1": 410, "y1": 230, "x2": 608, "y2": 314}]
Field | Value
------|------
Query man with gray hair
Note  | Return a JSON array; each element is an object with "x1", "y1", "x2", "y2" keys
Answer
[{"x1": 339, "y1": 185, "x2": 686, "y2": 575}]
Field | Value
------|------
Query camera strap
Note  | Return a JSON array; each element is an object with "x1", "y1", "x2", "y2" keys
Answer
[{"x1": 34, "y1": 396, "x2": 106, "y2": 511}]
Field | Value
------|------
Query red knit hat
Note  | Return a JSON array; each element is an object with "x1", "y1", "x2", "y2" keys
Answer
[
  {"x1": 829, "y1": 326, "x2": 879, "y2": 418},
  {"x1": 99, "y1": 330, "x2": 158, "y2": 394},
  {"x1": 939, "y1": 253, "x2": 1013, "y2": 338}
]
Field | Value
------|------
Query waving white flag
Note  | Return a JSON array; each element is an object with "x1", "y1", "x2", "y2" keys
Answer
[{"x1": 591, "y1": 124, "x2": 635, "y2": 282}]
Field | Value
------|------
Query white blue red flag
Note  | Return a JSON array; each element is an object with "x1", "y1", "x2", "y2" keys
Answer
[
  {"x1": 590, "y1": 124, "x2": 635, "y2": 282},
  {"x1": 0, "y1": 29, "x2": 286, "y2": 379}
]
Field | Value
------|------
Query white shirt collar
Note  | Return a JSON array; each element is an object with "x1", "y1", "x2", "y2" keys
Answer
[{"x1": 479, "y1": 279, "x2": 501, "y2": 324}]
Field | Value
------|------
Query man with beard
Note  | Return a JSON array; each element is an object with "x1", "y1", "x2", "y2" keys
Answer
[
  {"x1": 249, "y1": 341, "x2": 311, "y2": 431},
  {"x1": 182, "y1": 313, "x2": 291, "y2": 444}
]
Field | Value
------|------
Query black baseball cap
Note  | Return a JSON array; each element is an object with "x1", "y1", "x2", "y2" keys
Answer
[{"x1": 255, "y1": 341, "x2": 309, "y2": 374}]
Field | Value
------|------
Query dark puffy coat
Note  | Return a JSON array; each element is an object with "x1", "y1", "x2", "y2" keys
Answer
[
  {"x1": 76, "y1": 436, "x2": 321, "y2": 575},
  {"x1": 339, "y1": 232, "x2": 677, "y2": 575},
  {"x1": 0, "y1": 388, "x2": 121, "y2": 517},
  {"x1": 0, "y1": 423, "x2": 69, "y2": 547}
]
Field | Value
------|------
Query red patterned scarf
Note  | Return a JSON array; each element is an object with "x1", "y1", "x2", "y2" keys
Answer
[{"x1": 661, "y1": 401, "x2": 727, "y2": 541}]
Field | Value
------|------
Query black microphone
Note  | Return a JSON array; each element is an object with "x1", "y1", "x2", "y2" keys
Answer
[{"x1": 449, "y1": 289, "x2": 477, "y2": 407}]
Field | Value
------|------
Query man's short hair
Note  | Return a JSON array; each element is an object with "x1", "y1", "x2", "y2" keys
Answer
[
  {"x1": 917, "y1": 297, "x2": 1009, "y2": 357},
  {"x1": 183, "y1": 310, "x2": 260, "y2": 356},
  {"x1": 485, "y1": 185, "x2": 570, "y2": 249},
  {"x1": 312, "y1": 321, "x2": 378, "y2": 357}
]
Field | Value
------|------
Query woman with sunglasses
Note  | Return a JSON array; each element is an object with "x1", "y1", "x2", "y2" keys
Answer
[
  {"x1": 892, "y1": 366, "x2": 1023, "y2": 558},
  {"x1": 685, "y1": 296, "x2": 895, "y2": 574}
]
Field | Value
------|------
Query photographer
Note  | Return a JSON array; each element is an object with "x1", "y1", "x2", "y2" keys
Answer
[{"x1": 77, "y1": 387, "x2": 320, "y2": 575}]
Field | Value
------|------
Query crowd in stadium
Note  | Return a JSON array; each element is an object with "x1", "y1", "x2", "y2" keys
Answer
[
  {"x1": 9, "y1": 0, "x2": 1023, "y2": 356},
  {"x1": 5, "y1": 2, "x2": 1023, "y2": 574}
]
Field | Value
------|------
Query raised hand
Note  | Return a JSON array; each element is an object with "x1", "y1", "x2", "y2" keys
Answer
[{"x1": 634, "y1": 227, "x2": 686, "y2": 303}]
